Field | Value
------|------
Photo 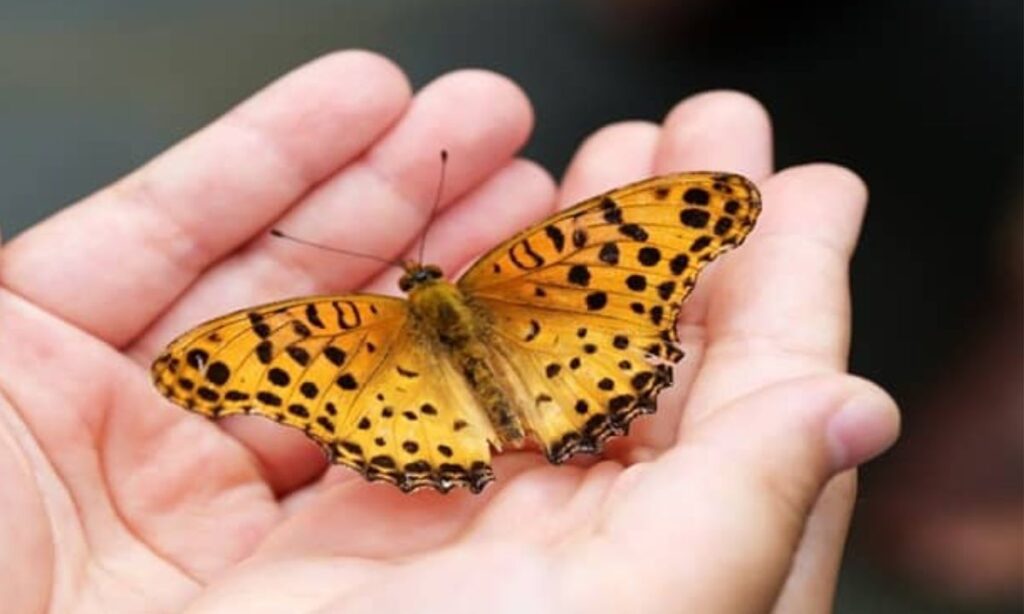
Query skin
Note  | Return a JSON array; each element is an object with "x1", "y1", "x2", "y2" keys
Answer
[{"x1": 0, "y1": 51, "x2": 899, "y2": 613}]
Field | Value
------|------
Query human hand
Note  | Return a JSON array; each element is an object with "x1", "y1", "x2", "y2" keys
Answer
[{"x1": 0, "y1": 51, "x2": 899, "y2": 613}]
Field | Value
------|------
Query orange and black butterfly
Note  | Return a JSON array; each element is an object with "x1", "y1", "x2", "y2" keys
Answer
[{"x1": 152, "y1": 172, "x2": 760, "y2": 493}]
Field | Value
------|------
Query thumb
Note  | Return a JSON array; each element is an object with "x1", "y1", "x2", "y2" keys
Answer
[
  {"x1": 688, "y1": 373, "x2": 900, "y2": 521},
  {"x1": 597, "y1": 374, "x2": 899, "y2": 613}
]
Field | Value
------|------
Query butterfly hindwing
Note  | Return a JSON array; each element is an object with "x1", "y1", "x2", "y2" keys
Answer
[
  {"x1": 151, "y1": 294, "x2": 497, "y2": 493},
  {"x1": 459, "y1": 172, "x2": 761, "y2": 460}
]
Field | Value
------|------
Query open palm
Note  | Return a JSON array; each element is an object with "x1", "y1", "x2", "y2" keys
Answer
[{"x1": 0, "y1": 52, "x2": 898, "y2": 613}]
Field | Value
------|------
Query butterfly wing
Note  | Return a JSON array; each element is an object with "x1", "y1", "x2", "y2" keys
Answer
[
  {"x1": 151, "y1": 295, "x2": 497, "y2": 493},
  {"x1": 458, "y1": 172, "x2": 761, "y2": 461}
]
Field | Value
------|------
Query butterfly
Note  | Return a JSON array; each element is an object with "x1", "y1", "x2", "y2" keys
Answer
[{"x1": 151, "y1": 172, "x2": 760, "y2": 494}]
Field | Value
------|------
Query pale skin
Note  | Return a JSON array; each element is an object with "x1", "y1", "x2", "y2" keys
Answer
[{"x1": 0, "y1": 52, "x2": 900, "y2": 613}]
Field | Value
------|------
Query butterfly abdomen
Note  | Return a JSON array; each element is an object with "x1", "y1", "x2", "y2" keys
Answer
[{"x1": 455, "y1": 350, "x2": 526, "y2": 445}]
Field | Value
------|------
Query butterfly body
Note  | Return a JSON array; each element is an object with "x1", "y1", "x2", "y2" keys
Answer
[
  {"x1": 152, "y1": 172, "x2": 761, "y2": 494},
  {"x1": 403, "y1": 270, "x2": 527, "y2": 445}
]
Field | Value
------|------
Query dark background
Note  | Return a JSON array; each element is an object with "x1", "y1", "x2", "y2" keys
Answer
[{"x1": 1, "y1": 1, "x2": 1020, "y2": 611}]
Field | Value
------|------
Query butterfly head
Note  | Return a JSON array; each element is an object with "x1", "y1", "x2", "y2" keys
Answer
[{"x1": 398, "y1": 262, "x2": 444, "y2": 292}]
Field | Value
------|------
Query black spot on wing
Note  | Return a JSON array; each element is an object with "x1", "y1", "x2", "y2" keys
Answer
[
  {"x1": 545, "y1": 225, "x2": 566, "y2": 252},
  {"x1": 689, "y1": 236, "x2": 713, "y2": 252},
  {"x1": 305, "y1": 303, "x2": 325, "y2": 328},
  {"x1": 256, "y1": 391, "x2": 282, "y2": 407},
  {"x1": 598, "y1": 243, "x2": 620, "y2": 265},
  {"x1": 256, "y1": 341, "x2": 274, "y2": 365},
  {"x1": 601, "y1": 197, "x2": 624, "y2": 223},
  {"x1": 396, "y1": 365, "x2": 419, "y2": 379},
  {"x1": 336, "y1": 373, "x2": 358, "y2": 390},
  {"x1": 637, "y1": 247, "x2": 661, "y2": 266},
  {"x1": 669, "y1": 254, "x2": 690, "y2": 276},
  {"x1": 205, "y1": 361, "x2": 230, "y2": 385},
  {"x1": 618, "y1": 223, "x2": 648, "y2": 242},
  {"x1": 268, "y1": 368, "x2": 290, "y2": 387},
  {"x1": 683, "y1": 187, "x2": 710, "y2": 205},
  {"x1": 300, "y1": 382, "x2": 319, "y2": 399},
  {"x1": 567, "y1": 264, "x2": 591, "y2": 286},
  {"x1": 714, "y1": 217, "x2": 734, "y2": 236},
  {"x1": 286, "y1": 346, "x2": 311, "y2": 366},
  {"x1": 509, "y1": 238, "x2": 545, "y2": 270},
  {"x1": 585, "y1": 291, "x2": 608, "y2": 311},
  {"x1": 186, "y1": 349, "x2": 209, "y2": 369},
  {"x1": 680, "y1": 208, "x2": 710, "y2": 228},
  {"x1": 524, "y1": 319, "x2": 541, "y2": 342},
  {"x1": 626, "y1": 275, "x2": 647, "y2": 292},
  {"x1": 324, "y1": 346, "x2": 346, "y2": 366},
  {"x1": 332, "y1": 300, "x2": 362, "y2": 329},
  {"x1": 572, "y1": 228, "x2": 588, "y2": 248}
]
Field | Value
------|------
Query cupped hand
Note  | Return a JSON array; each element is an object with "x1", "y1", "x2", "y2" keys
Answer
[{"x1": 0, "y1": 51, "x2": 899, "y2": 613}]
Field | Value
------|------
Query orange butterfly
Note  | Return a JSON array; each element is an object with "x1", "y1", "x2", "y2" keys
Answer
[{"x1": 151, "y1": 172, "x2": 760, "y2": 493}]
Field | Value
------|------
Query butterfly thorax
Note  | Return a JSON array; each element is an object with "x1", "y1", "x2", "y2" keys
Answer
[
  {"x1": 405, "y1": 274, "x2": 479, "y2": 348},
  {"x1": 405, "y1": 271, "x2": 527, "y2": 445}
]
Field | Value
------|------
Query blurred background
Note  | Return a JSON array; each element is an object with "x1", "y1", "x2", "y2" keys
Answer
[{"x1": 1, "y1": 0, "x2": 1020, "y2": 610}]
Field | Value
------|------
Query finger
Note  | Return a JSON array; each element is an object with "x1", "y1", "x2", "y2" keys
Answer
[
  {"x1": 593, "y1": 375, "x2": 899, "y2": 613},
  {"x1": 558, "y1": 121, "x2": 661, "y2": 206},
  {"x1": 772, "y1": 471, "x2": 857, "y2": 613},
  {"x1": 651, "y1": 89, "x2": 774, "y2": 329},
  {"x1": 683, "y1": 163, "x2": 869, "y2": 423},
  {"x1": 654, "y1": 89, "x2": 774, "y2": 337},
  {"x1": 617, "y1": 91, "x2": 774, "y2": 453},
  {"x1": 654, "y1": 90, "x2": 774, "y2": 179},
  {"x1": 2, "y1": 51, "x2": 412, "y2": 347},
  {"x1": 200, "y1": 158, "x2": 554, "y2": 496},
  {"x1": 679, "y1": 164, "x2": 869, "y2": 614},
  {"x1": 130, "y1": 70, "x2": 534, "y2": 361}
]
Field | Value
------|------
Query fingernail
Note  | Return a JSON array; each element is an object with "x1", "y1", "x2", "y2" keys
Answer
[{"x1": 826, "y1": 392, "x2": 899, "y2": 470}]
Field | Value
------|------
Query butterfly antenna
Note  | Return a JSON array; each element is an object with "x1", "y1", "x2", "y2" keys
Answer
[
  {"x1": 417, "y1": 149, "x2": 448, "y2": 264},
  {"x1": 269, "y1": 229, "x2": 402, "y2": 269}
]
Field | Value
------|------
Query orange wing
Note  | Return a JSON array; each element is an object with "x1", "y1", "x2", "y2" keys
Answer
[
  {"x1": 152, "y1": 295, "x2": 497, "y2": 493},
  {"x1": 458, "y1": 172, "x2": 761, "y2": 461}
]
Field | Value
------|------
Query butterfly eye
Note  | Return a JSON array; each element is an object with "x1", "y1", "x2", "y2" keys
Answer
[{"x1": 399, "y1": 267, "x2": 439, "y2": 291}]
